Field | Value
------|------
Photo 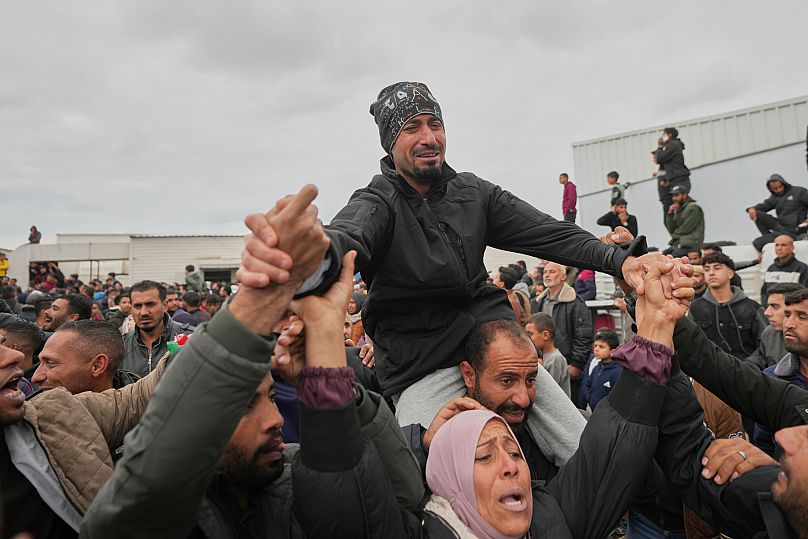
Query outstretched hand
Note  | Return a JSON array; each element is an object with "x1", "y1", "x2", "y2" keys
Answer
[{"x1": 634, "y1": 257, "x2": 694, "y2": 350}]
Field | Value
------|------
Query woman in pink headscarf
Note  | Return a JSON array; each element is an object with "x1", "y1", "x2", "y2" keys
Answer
[
  {"x1": 425, "y1": 409, "x2": 532, "y2": 538},
  {"x1": 417, "y1": 260, "x2": 697, "y2": 539}
]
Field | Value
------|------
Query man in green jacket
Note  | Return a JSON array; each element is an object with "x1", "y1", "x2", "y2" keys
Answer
[
  {"x1": 82, "y1": 185, "x2": 424, "y2": 538},
  {"x1": 664, "y1": 185, "x2": 704, "y2": 257}
]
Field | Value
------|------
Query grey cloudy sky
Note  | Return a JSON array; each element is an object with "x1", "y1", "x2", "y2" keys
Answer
[{"x1": 2, "y1": 1, "x2": 807, "y2": 250}]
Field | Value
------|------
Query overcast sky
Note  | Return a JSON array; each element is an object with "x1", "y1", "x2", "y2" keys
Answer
[{"x1": 2, "y1": 1, "x2": 807, "y2": 250}]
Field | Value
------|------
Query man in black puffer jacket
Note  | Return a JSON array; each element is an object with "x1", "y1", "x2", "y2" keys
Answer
[
  {"x1": 747, "y1": 173, "x2": 808, "y2": 252},
  {"x1": 653, "y1": 127, "x2": 691, "y2": 218}
]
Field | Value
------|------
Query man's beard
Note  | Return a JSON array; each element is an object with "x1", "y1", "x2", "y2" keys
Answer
[
  {"x1": 784, "y1": 334, "x2": 808, "y2": 357},
  {"x1": 773, "y1": 473, "x2": 808, "y2": 539},
  {"x1": 471, "y1": 378, "x2": 528, "y2": 434},
  {"x1": 218, "y1": 435, "x2": 284, "y2": 490},
  {"x1": 412, "y1": 162, "x2": 443, "y2": 184}
]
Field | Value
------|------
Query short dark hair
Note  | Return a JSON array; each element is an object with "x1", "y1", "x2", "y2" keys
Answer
[
  {"x1": 595, "y1": 329, "x2": 620, "y2": 350},
  {"x1": 204, "y1": 293, "x2": 223, "y2": 305},
  {"x1": 130, "y1": 280, "x2": 166, "y2": 301},
  {"x1": 464, "y1": 320, "x2": 533, "y2": 375},
  {"x1": 663, "y1": 127, "x2": 679, "y2": 139},
  {"x1": 165, "y1": 288, "x2": 179, "y2": 298},
  {"x1": 114, "y1": 292, "x2": 130, "y2": 305},
  {"x1": 57, "y1": 320, "x2": 125, "y2": 372},
  {"x1": 607, "y1": 171, "x2": 619, "y2": 180},
  {"x1": 0, "y1": 321, "x2": 42, "y2": 352},
  {"x1": 182, "y1": 291, "x2": 201, "y2": 308},
  {"x1": 185, "y1": 264, "x2": 195, "y2": 272},
  {"x1": 559, "y1": 173, "x2": 569, "y2": 179},
  {"x1": 63, "y1": 294, "x2": 93, "y2": 320},
  {"x1": 613, "y1": 198, "x2": 627, "y2": 206},
  {"x1": 702, "y1": 243, "x2": 722, "y2": 253},
  {"x1": 497, "y1": 267, "x2": 519, "y2": 290},
  {"x1": 526, "y1": 313, "x2": 555, "y2": 337},
  {"x1": 34, "y1": 298, "x2": 53, "y2": 315},
  {"x1": 1, "y1": 286, "x2": 15, "y2": 300},
  {"x1": 784, "y1": 288, "x2": 808, "y2": 306},
  {"x1": 767, "y1": 283, "x2": 805, "y2": 297},
  {"x1": 687, "y1": 248, "x2": 702, "y2": 256},
  {"x1": 701, "y1": 252, "x2": 734, "y2": 271}
]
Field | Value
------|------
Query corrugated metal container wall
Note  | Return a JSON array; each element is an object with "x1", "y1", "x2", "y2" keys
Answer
[
  {"x1": 574, "y1": 96, "x2": 808, "y2": 248},
  {"x1": 130, "y1": 236, "x2": 243, "y2": 284},
  {"x1": 572, "y1": 96, "x2": 808, "y2": 196}
]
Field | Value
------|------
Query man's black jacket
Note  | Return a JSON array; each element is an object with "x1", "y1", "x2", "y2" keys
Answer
[{"x1": 322, "y1": 157, "x2": 645, "y2": 396}]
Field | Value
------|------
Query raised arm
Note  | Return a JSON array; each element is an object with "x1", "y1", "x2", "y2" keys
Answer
[
  {"x1": 546, "y1": 259, "x2": 691, "y2": 538},
  {"x1": 82, "y1": 185, "x2": 330, "y2": 538},
  {"x1": 674, "y1": 316, "x2": 808, "y2": 431}
]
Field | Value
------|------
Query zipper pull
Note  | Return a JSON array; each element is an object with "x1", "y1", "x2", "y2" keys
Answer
[{"x1": 457, "y1": 236, "x2": 465, "y2": 260}]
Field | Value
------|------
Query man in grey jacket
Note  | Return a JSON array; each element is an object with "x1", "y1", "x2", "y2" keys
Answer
[
  {"x1": 122, "y1": 280, "x2": 195, "y2": 377},
  {"x1": 83, "y1": 186, "x2": 424, "y2": 538},
  {"x1": 747, "y1": 282, "x2": 804, "y2": 370}
]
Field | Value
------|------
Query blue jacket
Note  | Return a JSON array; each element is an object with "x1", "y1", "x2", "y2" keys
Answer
[
  {"x1": 753, "y1": 353, "x2": 808, "y2": 456},
  {"x1": 580, "y1": 359, "x2": 623, "y2": 411}
]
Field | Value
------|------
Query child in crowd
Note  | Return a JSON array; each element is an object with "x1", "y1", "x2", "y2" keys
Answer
[
  {"x1": 580, "y1": 330, "x2": 623, "y2": 411},
  {"x1": 607, "y1": 170, "x2": 628, "y2": 205}
]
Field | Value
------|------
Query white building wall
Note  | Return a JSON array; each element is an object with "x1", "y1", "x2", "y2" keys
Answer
[
  {"x1": 572, "y1": 95, "x2": 808, "y2": 195},
  {"x1": 56, "y1": 234, "x2": 132, "y2": 244},
  {"x1": 129, "y1": 236, "x2": 243, "y2": 284}
]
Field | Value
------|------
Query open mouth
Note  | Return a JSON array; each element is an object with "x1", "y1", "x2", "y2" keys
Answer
[
  {"x1": 0, "y1": 372, "x2": 25, "y2": 405},
  {"x1": 498, "y1": 489, "x2": 527, "y2": 512}
]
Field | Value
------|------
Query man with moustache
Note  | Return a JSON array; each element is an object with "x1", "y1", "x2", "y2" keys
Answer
[
  {"x1": 403, "y1": 319, "x2": 562, "y2": 482},
  {"x1": 122, "y1": 281, "x2": 194, "y2": 377},
  {"x1": 754, "y1": 287, "x2": 808, "y2": 456},
  {"x1": 747, "y1": 283, "x2": 804, "y2": 371}
]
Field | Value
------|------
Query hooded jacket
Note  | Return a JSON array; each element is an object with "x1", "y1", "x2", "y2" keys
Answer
[
  {"x1": 752, "y1": 178, "x2": 808, "y2": 231},
  {"x1": 653, "y1": 138, "x2": 690, "y2": 184},
  {"x1": 760, "y1": 254, "x2": 808, "y2": 305},
  {"x1": 122, "y1": 313, "x2": 195, "y2": 377},
  {"x1": 664, "y1": 197, "x2": 704, "y2": 250},
  {"x1": 322, "y1": 158, "x2": 644, "y2": 396},
  {"x1": 531, "y1": 283, "x2": 594, "y2": 370},
  {"x1": 687, "y1": 286, "x2": 765, "y2": 359}
]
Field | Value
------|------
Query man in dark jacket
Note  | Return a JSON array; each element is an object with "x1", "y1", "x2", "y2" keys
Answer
[
  {"x1": 82, "y1": 189, "x2": 424, "y2": 538},
  {"x1": 687, "y1": 252, "x2": 766, "y2": 360},
  {"x1": 532, "y1": 262, "x2": 593, "y2": 407},
  {"x1": 747, "y1": 173, "x2": 808, "y2": 252},
  {"x1": 760, "y1": 234, "x2": 808, "y2": 305},
  {"x1": 122, "y1": 281, "x2": 194, "y2": 377},
  {"x1": 182, "y1": 291, "x2": 211, "y2": 326},
  {"x1": 239, "y1": 82, "x2": 664, "y2": 434},
  {"x1": 669, "y1": 309, "x2": 808, "y2": 537},
  {"x1": 596, "y1": 198, "x2": 638, "y2": 237},
  {"x1": 754, "y1": 288, "x2": 808, "y2": 456},
  {"x1": 653, "y1": 127, "x2": 690, "y2": 217},
  {"x1": 664, "y1": 185, "x2": 704, "y2": 257}
]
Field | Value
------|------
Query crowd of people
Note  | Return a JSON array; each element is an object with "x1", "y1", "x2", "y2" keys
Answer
[{"x1": 1, "y1": 81, "x2": 807, "y2": 539}]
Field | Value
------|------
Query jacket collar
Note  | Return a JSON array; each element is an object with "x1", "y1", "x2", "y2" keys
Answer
[
  {"x1": 379, "y1": 156, "x2": 457, "y2": 201},
  {"x1": 538, "y1": 283, "x2": 577, "y2": 303},
  {"x1": 773, "y1": 353, "x2": 803, "y2": 378}
]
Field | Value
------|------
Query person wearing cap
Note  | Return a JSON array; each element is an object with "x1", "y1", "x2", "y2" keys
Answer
[
  {"x1": 597, "y1": 197, "x2": 638, "y2": 237},
  {"x1": 664, "y1": 184, "x2": 704, "y2": 257},
  {"x1": 239, "y1": 82, "x2": 693, "y2": 470},
  {"x1": 747, "y1": 173, "x2": 808, "y2": 252}
]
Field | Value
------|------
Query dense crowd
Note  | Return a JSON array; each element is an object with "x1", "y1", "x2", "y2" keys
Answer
[{"x1": 1, "y1": 81, "x2": 808, "y2": 539}]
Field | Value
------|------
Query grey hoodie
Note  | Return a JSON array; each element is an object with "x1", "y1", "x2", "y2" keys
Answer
[{"x1": 745, "y1": 324, "x2": 787, "y2": 370}]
